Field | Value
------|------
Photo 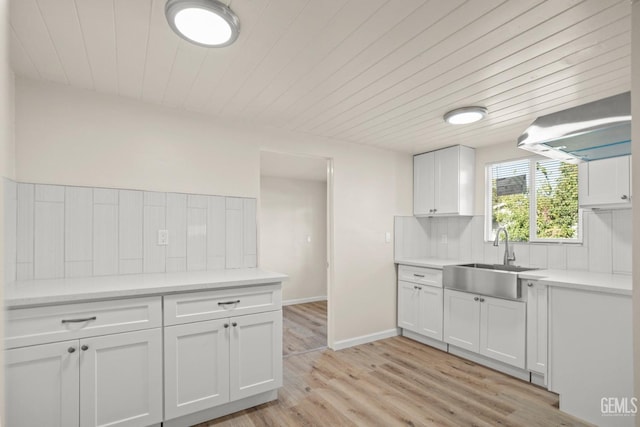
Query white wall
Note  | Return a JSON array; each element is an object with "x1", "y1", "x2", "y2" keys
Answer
[
  {"x1": 260, "y1": 176, "x2": 327, "y2": 303},
  {"x1": 631, "y1": 1, "x2": 640, "y2": 422},
  {"x1": 13, "y1": 78, "x2": 413, "y2": 346},
  {"x1": 1, "y1": 0, "x2": 14, "y2": 422}
]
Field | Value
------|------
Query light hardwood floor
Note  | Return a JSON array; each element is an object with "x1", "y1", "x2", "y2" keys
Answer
[
  {"x1": 197, "y1": 303, "x2": 591, "y2": 427},
  {"x1": 283, "y1": 301, "x2": 327, "y2": 357}
]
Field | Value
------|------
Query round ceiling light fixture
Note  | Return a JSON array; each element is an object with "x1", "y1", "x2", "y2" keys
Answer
[
  {"x1": 443, "y1": 106, "x2": 488, "y2": 125},
  {"x1": 165, "y1": 0, "x2": 240, "y2": 47}
]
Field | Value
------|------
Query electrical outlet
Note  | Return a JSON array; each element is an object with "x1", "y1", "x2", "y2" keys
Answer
[{"x1": 158, "y1": 229, "x2": 169, "y2": 246}]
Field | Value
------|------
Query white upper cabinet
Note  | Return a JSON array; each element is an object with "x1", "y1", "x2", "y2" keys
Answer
[
  {"x1": 413, "y1": 145, "x2": 475, "y2": 216},
  {"x1": 578, "y1": 155, "x2": 631, "y2": 208}
]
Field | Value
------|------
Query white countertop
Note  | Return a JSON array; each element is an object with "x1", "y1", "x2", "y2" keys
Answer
[
  {"x1": 394, "y1": 258, "x2": 470, "y2": 269},
  {"x1": 5, "y1": 268, "x2": 288, "y2": 308},
  {"x1": 519, "y1": 269, "x2": 631, "y2": 296},
  {"x1": 395, "y1": 258, "x2": 632, "y2": 296}
]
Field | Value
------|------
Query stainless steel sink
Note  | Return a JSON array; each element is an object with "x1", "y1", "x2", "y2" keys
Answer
[
  {"x1": 456, "y1": 263, "x2": 538, "y2": 273},
  {"x1": 443, "y1": 263, "x2": 539, "y2": 300}
]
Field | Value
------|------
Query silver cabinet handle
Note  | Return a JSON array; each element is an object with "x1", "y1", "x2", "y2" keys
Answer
[
  {"x1": 433, "y1": 208, "x2": 437, "y2": 213},
  {"x1": 621, "y1": 195, "x2": 628, "y2": 200},
  {"x1": 232, "y1": 322, "x2": 238, "y2": 327},
  {"x1": 479, "y1": 298, "x2": 485, "y2": 302},
  {"x1": 224, "y1": 323, "x2": 229, "y2": 328},
  {"x1": 413, "y1": 274, "x2": 425, "y2": 278},
  {"x1": 81, "y1": 345, "x2": 89, "y2": 351},
  {"x1": 61, "y1": 316, "x2": 96, "y2": 324},
  {"x1": 473, "y1": 297, "x2": 479, "y2": 301},
  {"x1": 527, "y1": 283, "x2": 533, "y2": 287},
  {"x1": 218, "y1": 300, "x2": 240, "y2": 306},
  {"x1": 68, "y1": 347, "x2": 76, "y2": 353}
]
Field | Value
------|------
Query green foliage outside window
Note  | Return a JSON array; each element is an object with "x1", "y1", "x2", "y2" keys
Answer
[{"x1": 490, "y1": 159, "x2": 579, "y2": 242}]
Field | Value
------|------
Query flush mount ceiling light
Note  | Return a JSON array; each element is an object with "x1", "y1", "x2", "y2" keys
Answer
[
  {"x1": 443, "y1": 106, "x2": 488, "y2": 125},
  {"x1": 165, "y1": 0, "x2": 240, "y2": 47}
]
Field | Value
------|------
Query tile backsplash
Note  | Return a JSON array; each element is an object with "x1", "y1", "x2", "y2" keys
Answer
[
  {"x1": 3, "y1": 179, "x2": 257, "y2": 283},
  {"x1": 395, "y1": 209, "x2": 632, "y2": 275}
]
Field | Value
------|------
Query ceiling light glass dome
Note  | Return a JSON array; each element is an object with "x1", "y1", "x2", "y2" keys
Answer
[{"x1": 165, "y1": 0, "x2": 240, "y2": 47}]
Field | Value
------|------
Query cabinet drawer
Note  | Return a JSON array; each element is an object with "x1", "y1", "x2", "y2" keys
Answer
[
  {"x1": 6, "y1": 297, "x2": 162, "y2": 349},
  {"x1": 164, "y1": 284, "x2": 282, "y2": 326},
  {"x1": 398, "y1": 265, "x2": 442, "y2": 287}
]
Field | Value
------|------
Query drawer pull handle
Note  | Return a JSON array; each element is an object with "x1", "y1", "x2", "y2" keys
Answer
[
  {"x1": 232, "y1": 322, "x2": 238, "y2": 327},
  {"x1": 224, "y1": 323, "x2": 230, "y2": 328},
  {"x1": 474, "y1": 297, "x2": 479, "y2": 301},
  {"x1": 81, "y1": 345, "x2": 89, "y2": 351},
  {"x1": 68, "y1": 347, "x2": 76, "y2": 353},
  {"x1": 218, "y1": 300, "x2": 240, "y2": 306},
  {"x1": 413, "y1": 274, "x2": 425, "y2": 278},
  {"x1": 61, "y1": 316, "x2": 97, "y2": 324}
]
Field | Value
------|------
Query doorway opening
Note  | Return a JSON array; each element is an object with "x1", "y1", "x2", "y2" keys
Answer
[{"x1": 259, "y1": 151, "x2": 333, "y2": 356}]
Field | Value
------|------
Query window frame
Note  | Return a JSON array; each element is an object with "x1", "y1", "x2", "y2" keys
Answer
[{"x1": 485, "y1": 156, "x2": 583, "y2": 244}]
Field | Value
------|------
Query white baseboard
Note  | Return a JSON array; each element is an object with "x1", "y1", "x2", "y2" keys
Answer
[
  {"x1": 331, "y1": 328, "x2": 399, "y2": 351},
  {"x1": 448, "y1": 346, "x2": 530, "y2": 381},
  {"x1": 401, "y1": 329, "x2": 448, "y2": 352},
  {"x1": 283, "y1": 296, "x2": 327, "y2": 306}
]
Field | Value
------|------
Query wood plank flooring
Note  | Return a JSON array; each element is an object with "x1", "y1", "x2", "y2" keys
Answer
[
  {"x1": 283, "y1": 301, "x2": 327, "y2": 357},
  {"x1": 196, "y1": 303, "x2": 592, "y2": 427}
]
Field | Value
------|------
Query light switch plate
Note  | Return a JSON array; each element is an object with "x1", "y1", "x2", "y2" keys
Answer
[{"x1": 158, "y1": 229, "x2": 169, "y2": 246}]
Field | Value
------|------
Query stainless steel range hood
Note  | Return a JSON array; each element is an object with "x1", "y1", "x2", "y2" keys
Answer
[{"x1": 517, "y1": 92, "x2": 631, "y2": 164}]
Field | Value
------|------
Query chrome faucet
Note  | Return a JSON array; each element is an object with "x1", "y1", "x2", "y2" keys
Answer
[{"x1": 493, "y1": 226, "x2": 516, "y2": 266}]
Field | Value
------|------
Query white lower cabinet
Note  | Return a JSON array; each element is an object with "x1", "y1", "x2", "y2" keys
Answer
[
  {"x1": 397, "y1": 265, "x2": 444, "y2": 342},
  {"x1": 6, "y1": 329, "x2": 162, "y2": 427},
  {"x1": 398, "y1": 282, "x2": 444, "y2": 341},
  {"x1": 525, "y1": 281, "x2": 548, "y2": 376},
  {"x1": 444, "y1": 289, "x2": 526, "y2": 369},
  {"x1": 164, "y1": 310, "x2": 282, "y2": 421},
  {"x1": 6, "y1": 340, "x2": 79, "y2": 427},
  {"x1": 443, "y1": 289, "x2": 480, "y2": 352}
]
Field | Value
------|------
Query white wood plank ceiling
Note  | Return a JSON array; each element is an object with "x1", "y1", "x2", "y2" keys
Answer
[{"x1": 10, "y1": 0, "x2": 632, "y2": 154}]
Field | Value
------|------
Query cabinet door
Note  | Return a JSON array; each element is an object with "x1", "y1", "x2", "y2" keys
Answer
[
  {"x1": 479, "y1": 296, "x2": 526, "y2": 369},
  {"x1": 164, "y1": 319, "x2": 230, "y2": 420},
  {"x1": 6, "y1": 340, "x2": 80, "y2": 427},
  {"x1": 578, "y1": 156, "x2": 630, "y2": 206},
  {"x1": 230, "y1": 310, "x2": 283, "y2": 401},
  {"x1": 443, "y1": 290, "x2": 480, "y2": 352},
  {"x1": 418, "y1": 286, "x2": 443, "y2": 341},
  {"x1": 434, "y1": 146, "x2": 460, "y2": 215},
  {"x1": 413, "y1": 152, "x2": 435, "y2": 215},
  {"x1": 79, "y1": 329, "x2": 162, "y2": 427},
  {"x1": 526, "y1": 282, "x2": 548, "y2": 375},
  {"x1": 397, "y1": 281, "x2": 420, "y2": 332}
]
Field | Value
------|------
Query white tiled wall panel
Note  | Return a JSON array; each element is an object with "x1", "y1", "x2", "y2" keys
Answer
[
  {"x1": 144, "y1": 204, "x2": 166, "y2": 274},
  {"x1": 34, "y1": 194, "x2": 65, "y2": 279},
  {"x1": 166, "y1": 193, "x2": 187, "y2": 272},
  {"x1": 394, "y1": 210, "x2": 632, "y2": 276},
  {"x1": 65, "y1": 187, "x2": 93, "y2": 262},
  {"x1": 207, "y1": 196, "x2": 226, "y2": 270},
  {"x1": 119, "y1": 190, "x2": 143, "y2": 274},
  {"x1": 16, "y1": 183, "x2": 34, "y2": 280},
  {"x1": 5, "y1": 182, "x2": 257, "y2": 281},
  {"x1": 612, "y1": 210, "x2": 632, "y2": 274},
  {"x1": 4, "y1": 179, "x2": 17, "y2": 284},
  {"x1": 225, "y1": 198, "x2": 243, "y2": 269},
  {"x1": 93, "y1": 201, "x2": 119, "y2": 276},
  {"x1": 187, "y1": 195, "x2": 207, "y2": 271},
  {"x1": 586, "y1": 211, "x2": 613, "y2": 274},
  {"x1": 243, "y1": 198, "x2": 257, "y2": 268}
]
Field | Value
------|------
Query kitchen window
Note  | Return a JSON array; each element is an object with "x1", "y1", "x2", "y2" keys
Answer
[{"x1": 485, "y1": 157, "x2": 581, "y2": 243}]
